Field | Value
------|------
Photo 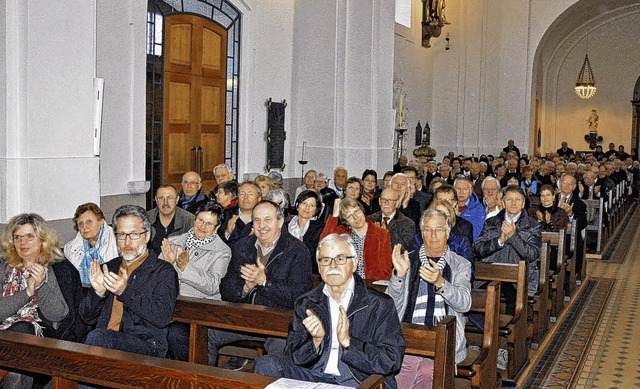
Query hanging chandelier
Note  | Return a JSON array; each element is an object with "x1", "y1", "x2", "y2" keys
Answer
[{"x1": 575, "y1": 53, "x2": 596, "y2": 99}]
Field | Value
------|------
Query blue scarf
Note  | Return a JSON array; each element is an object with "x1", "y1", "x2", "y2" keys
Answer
[{"x1": 79, "y1": 227, "x2": 105, "y2": 284}]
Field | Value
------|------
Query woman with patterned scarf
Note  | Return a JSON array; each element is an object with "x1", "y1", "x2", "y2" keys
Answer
[
  {"x1": 160, "y1": 201, "x2": 231, "y2": 361},
  {"x1": 63, "y1": 203, "x2": 118, "y2": 286},
  {"x1": 0, "y1": 213, "x2": 69, "y2": 388}
]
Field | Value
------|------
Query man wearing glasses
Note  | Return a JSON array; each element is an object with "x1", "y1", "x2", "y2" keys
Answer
[
  {"x1": 147, "y1": 184, "x2": 195, "y2": 256},
  {"x1": 367, "y1": 188, "x2": 415, "y2": 251},
  {"x1": 178, "y1": 171, "x2": 208, "y2": 214},
  {"x1": 387, "y1": 209, "x2": 471, "y2": 388},
  {"x1": 80, "y1": 204, "x2": 179, "y2": 358},
  {"x1": 255, "y1": 233, "x2": 405, "y2": 388}
]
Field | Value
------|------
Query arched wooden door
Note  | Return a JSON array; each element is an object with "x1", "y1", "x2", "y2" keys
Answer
[{"x1": 163, "y1": 14, "x2": 226, "y2": 195}]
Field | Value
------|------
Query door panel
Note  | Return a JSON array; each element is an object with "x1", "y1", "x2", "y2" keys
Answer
[{"x1": 163, "y1": 15, "x2": 227, "y2": 195}]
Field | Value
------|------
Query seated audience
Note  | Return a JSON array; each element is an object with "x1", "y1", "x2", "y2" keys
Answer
[
  {"x1": 328, "y1": 167, "x2": 349, "y2": 199},
  {"x1": 390, "y1": 173, "x2": 422, "y2": 232},
  {"x1": 213, "y1": 163, "x2": 236, "y2": 184},
  {"x1": 0, "y1": 213, "x2": 70, "y2": 388},
  {"x1": 286, "y1": 190, "x2": 326, "y2": 274},
  {"x1": 148, "y1": 184, "x2": 195, "y2": 256},
  {"x1": 213, "y1": 180, "x2": 239, "y2": 211},
  {"x1": 428, "y1": 199, "x2": 474, "y2": 270},
  {"x1": 321, "y1": 198, "x2": 392, "y2": 281},
  {"x1": 216, "y1": 201, "x2": 312, "y2": 368},
  {"x1": 294, "y1": 170, "x2": 316, "y2": 202},
  {"x1": 556, "y1": 173, "x2": 587, "y2": 279},
  {"x1": 529, "y1": 184, "x2": 569, "y2": 233},
  {"x1": 482, "y1": 176, "x2": 503, "y2": 219},
  {"x1": 361, "y1": 169, "x2": 380, "y2": 211},
  {"x1": 454, "y1": 177, "x2": 486, "y2": 240},
  {"x1": 402, "y1": 166, "x2": 430, "y2": 213},
  {"x1": 368, "y1": 188, "x2": 416, "y2": 252},
  {"x1": 268, "y1": 171, "x2": 292, "y2": 207},
  {"x1": 474, "y1": 186, "x2": 542, "y2": 305},
  {"x1": 387, "y1": 209, "x2": 471, "y2": 388},
  {"x1": 80, "y1": 205, "x2": 178, "y2": 358},
  {"x1": 178, "y1": 171, "x2": 208, "y2": 214},
  {"x1": 64, "y1": 203, "x2": 118, "y2": 285},
  {"x1": 433, "y1": 185, "x2": 474, "y2": 246},
  {"x1": 220, "y1": 181, "x2": 262, "y2": 244},
  {"x1": 344, "y1": 176, "x2": 371, "y2": 215},
  {"x1": 519, "y1": 165, "x2": 539, "y2": 197},
  {"x1": 255, "y1": 175, "x2": 277, "y2": 198},
  {"x1": 265, "y1": 188, "x2": 291, "y2": 218},
  {"x1": 255, "y1": 234, "x2": 405, "y2": 388},
  {"x1": 162, "y1": 202, "x2": 231, "y2": 361}
]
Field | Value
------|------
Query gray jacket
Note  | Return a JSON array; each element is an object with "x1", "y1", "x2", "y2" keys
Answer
[
  {"x1": 0, "y1": 259, "x2": 69, "y2": 325},
  {"x1": 386, "y1": 248, "x2": 471, "y2": 364},
  {"x1": 162, "y1": 233, "x2": 231, "y2": 300}
]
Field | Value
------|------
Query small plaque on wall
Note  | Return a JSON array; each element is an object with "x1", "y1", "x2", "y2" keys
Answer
[{"x1": 267, "y1": 98, "x2": 287, "y2": 171}]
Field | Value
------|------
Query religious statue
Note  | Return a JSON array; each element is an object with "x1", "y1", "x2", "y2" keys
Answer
[
  {"x1": 587, "y1": 109, "x2": 599, "y2": 134},
  {"x1": 584, "y1": 109, "x2": 603, "y2": 149}
]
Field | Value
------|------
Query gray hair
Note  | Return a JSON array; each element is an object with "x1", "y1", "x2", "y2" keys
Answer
[
  {"x1": 333, "y1": 166, "x2": 348, "y2": 176},
  {"x1": 316, "y1": 233, "x2": 357, "y2": 265},
  {"x1": 419, "y1": 208, "x2": 452, "y2": 232},
  {"x1": 112, "y1": 204, "x2": 151, "y2": 233},
  {"x1": 265, "y1": 188, "x2": 290, "y2": 210},
  {"x1": 253, "y1": 200, "x2": 285, "y2": 220},
  {"x1": 389, "y1": 173, "x2": 409, "y2": 188},
  {"x1": 213, "y1": 164, "x2": 235, "y2": 176},
  {"x1": 267, "y1": 171, "x2": 284, "y2": 187},
  {"x1": 481, "y1": 176, "x2": 500, "y2": 190}
]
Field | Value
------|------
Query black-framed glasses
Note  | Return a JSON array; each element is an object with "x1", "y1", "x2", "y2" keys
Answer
[
  {"x1": 115, "y1": 230, "x2": 148, "y2": 241},
  {"x1": 317, "y1": 255, "x2": 354, "y2": 267}
]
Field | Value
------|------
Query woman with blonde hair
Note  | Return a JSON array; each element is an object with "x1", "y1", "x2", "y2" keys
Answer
[
  {"x1": 0, "y1": 213, "x2": 69, "y2": 387},
  {"x1": 254, "y1": 175, "x2": 277, "y2": 197}
]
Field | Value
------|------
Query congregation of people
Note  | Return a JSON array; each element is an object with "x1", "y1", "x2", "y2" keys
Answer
[{"x1": 1, "y1": 139, "x2": 639, "y2": 388}]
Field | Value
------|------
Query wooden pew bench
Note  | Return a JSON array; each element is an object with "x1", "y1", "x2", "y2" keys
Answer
[
  {"x1": 474, "y1": 261, "x2": 528, "y2": 381},
  {"x1": 542, "y1": 230, "x2": 567, "y2": 318},
  {"x1": 173, "y1": 297, "x2": 457, "y2": 389},
  {"x1": 457, "y1": 281, "x2": 502, "y2": 389},
  {"x1": 0, "y1": 331, "x2": 385, "y2": 389},
  {"x1": 528, "y1": 241, "x2": 550, "y2": 348},
  {"x1": 583, "y1": 197, "x2": 606, "y2": 254}
]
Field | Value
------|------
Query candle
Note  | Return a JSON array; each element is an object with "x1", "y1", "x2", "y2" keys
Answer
[{"x1": 302, "y1": 141, "x2": 306, "y2": 161}]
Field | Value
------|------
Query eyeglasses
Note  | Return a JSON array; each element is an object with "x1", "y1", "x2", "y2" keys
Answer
[
  {"x1": 156, "y1": 196, "x2": 177, "y2": 202},
  {"x1": 182, "y1": 181, "x2": 200, "y2": 186},
  {"x1": 11, "y1": 233, "x2": 37, "y2": 244},
  {"x1": 115, "y1": 231, "x2": 148, "y2": 240},
  {"x1": 317, "y1": 255, "x2": 354, "y2": 267},
  {"x1": 379, "y1": 198, "x2": 398, "y2": 204},
  {"x1": 344, "y1": 209, "x2": 363, "y2": 221},
  {"x1": 346, "y1": 185, "x2": 360, "y2": 191},
  {"x1": 423, "y1": 227, "x2": 447, "y2": 235},
  {"x1": 195, "y1": 218, "x2": 217, "y2": 229}
]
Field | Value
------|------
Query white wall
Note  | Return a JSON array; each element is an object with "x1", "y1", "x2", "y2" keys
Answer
[{"x1": 0, "y1": 0, "x2": 98, "y2": 222}]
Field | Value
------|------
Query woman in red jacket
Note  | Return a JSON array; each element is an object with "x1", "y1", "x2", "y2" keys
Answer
[{"x1": 320, "y1": 198, "x2": 392, "y2": 281}]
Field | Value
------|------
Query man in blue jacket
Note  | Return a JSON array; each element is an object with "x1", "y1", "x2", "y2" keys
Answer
[
  {"x1": 80, "y1": 205, "x2": 178, "y2": 358},
  {"x1": 254, "y1": 233, "x2": 405, "y2": 388}
]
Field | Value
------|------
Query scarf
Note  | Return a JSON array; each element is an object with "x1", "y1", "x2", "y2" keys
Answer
[
  {"x1": 78, "y1": 226, "x2": 106, "y2": 284},
  {"x1": 288, "y1": 216, "x2": 310, "y2": 241},
  {"x1": 184, "y1": 228, "x2": 217, "y2": 251},
  {"x1": 411, "y1": 246, "x2": 451, "y2": 326},
  {"x1": 1, "y1": 267, "x2": 44, "y2": 336}
]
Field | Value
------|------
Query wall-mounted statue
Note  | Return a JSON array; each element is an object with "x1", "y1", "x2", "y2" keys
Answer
[{"x1": 584, "y1": 109, "x2": 603, "y2": 149}]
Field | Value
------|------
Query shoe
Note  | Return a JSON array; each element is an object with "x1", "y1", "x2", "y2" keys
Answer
[
  {"x1": 497, "y1": 348, "x2": 508, "y2": 371},
  {"x1": 224, "y1": 356, "x2": 249, "y2": 371}
]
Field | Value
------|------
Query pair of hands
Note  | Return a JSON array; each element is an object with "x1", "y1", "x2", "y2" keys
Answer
[
  {"x1": 498, "y1": 220, "x2": 517, "y2": 245},
  {"x1": 161, "y1": 238, "x2": 190, "y2": 271},
  {"x1": 241, "y1": 258, "x2": 267, "y2": 293},
  {"x1": 558, "y1": 200, "x2": 574, "y2": 217},
  {"x1": 535, "y1": 210, "x2": 552, "y2": 224},
  {"x1": 25, "y1": 263, "x2": 46, "y2": 297},
  {"x1": 89, "y1": 260, "x2": 128, "y2": 297},
  {"x1": 391, "y1": 244, "x2": 443, "y2": 287},
  {"x1": 303, "y1": 307, "x2": 350, "y2": 350}
]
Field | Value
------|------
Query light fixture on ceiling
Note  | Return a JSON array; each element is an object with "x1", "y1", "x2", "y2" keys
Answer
[{"x1": 575, "y1": 53, "x2": 596, "y2": 99}]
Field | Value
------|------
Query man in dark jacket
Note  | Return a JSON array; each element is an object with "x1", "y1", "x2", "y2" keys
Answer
[
  {"x1": 210, "y1": 201, "x2": 313, "y2": 368},
  {"x1": 80, "y1": 205, "x2": 179, "y2": 358},
  {"x1": 255, "y1": 233, "x2": 405, "y2": 388},
  {"x1": 556, "y1": 173, "x2": 587, "y2": 280},
  {"x1": 368, "y1": 188, "x2": 415, "y2": 251},
  {"x1": 474, "y1": 186, "x2": 541, "y2": 311}
]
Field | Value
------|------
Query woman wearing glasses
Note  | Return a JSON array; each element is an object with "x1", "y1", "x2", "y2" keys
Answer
[
  {"x1": 344, "y1": 176, "x2": 372, "y2": 215},
  {"x1": 160, "y1": 201, "x2": 231, "y2": 361},
  {"x1": 64, "y1": 203, "x2": 118, "y2": 285},
  {"x1": 0, "y1": 213, "x2": 69, "y2": 387},
  {"x1": 320, "y1": 198, "x2": 392, "y2": 281}
]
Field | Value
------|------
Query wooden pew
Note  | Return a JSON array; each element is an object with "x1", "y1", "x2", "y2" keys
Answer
[
  {"x1": 173, "y1": 297, "x2": 457, "y2": 389},
  {"x1": 0, "y1": 331, "x2": 385, "y2": 389},
  {"x1": 529, "y1": 241, "x2": 550, "y2": 348},
  {"x1": 583, "y1": 197, "x2": 605, "y2": 254},
  {"x1": 474, "y1": 261, "x2": 528, "y2": 380},
  {"x1": 458, "y1": 281, "x2": 502, "y2": 389},
  {"x1": 542, "y1": 230, "x2": 567, "y2": 318}
]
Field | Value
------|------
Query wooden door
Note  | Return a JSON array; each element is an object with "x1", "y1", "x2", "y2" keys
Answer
[{"x1": 163, "y1": 15, "x2": 226, "y2": 195}]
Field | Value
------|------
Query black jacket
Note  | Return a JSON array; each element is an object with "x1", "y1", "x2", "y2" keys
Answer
[{"x1": 285, "y1": 274, "x2": 405, "y2": 388}]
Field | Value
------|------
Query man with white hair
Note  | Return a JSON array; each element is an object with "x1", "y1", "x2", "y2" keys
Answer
[
  {"x1": 327, "y1": 167, "x2": 348, "y2": 199},
  {"x1": 254, "y1": 233, "x2": 405, "y2": 388},
  {"x1": 213, "y1": 164, "x2": 236, "y2": 184},
  {"x1": 390, "y1": 173, "x2": 421, "y2": 232}
]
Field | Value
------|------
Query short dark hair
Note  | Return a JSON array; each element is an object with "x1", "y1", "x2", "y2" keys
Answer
[
  {"x1": 253, "y1": 200, "x2": 284, "y2": 220},
  {"x1": 503, "y1": 185, "x2": 526, "y2": 199},
  {"x1": 195, "y1": 201, "x2": 225, "y2": 228},
  {"x1": 362, "y1": 169, "x2": 378, "y2": 181},
  {"x1": 434, "y1": 184, "x2": 458, "y2": 201},
  {"x1": 400, "y1": 166, "x2": 418, "y2": 176},
  {"x1": 295, "y1": 190, "x2": 323, "y2": 218},
  {"x1": 217, "y1": 181, "x2": 239, "y2": 198}
]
